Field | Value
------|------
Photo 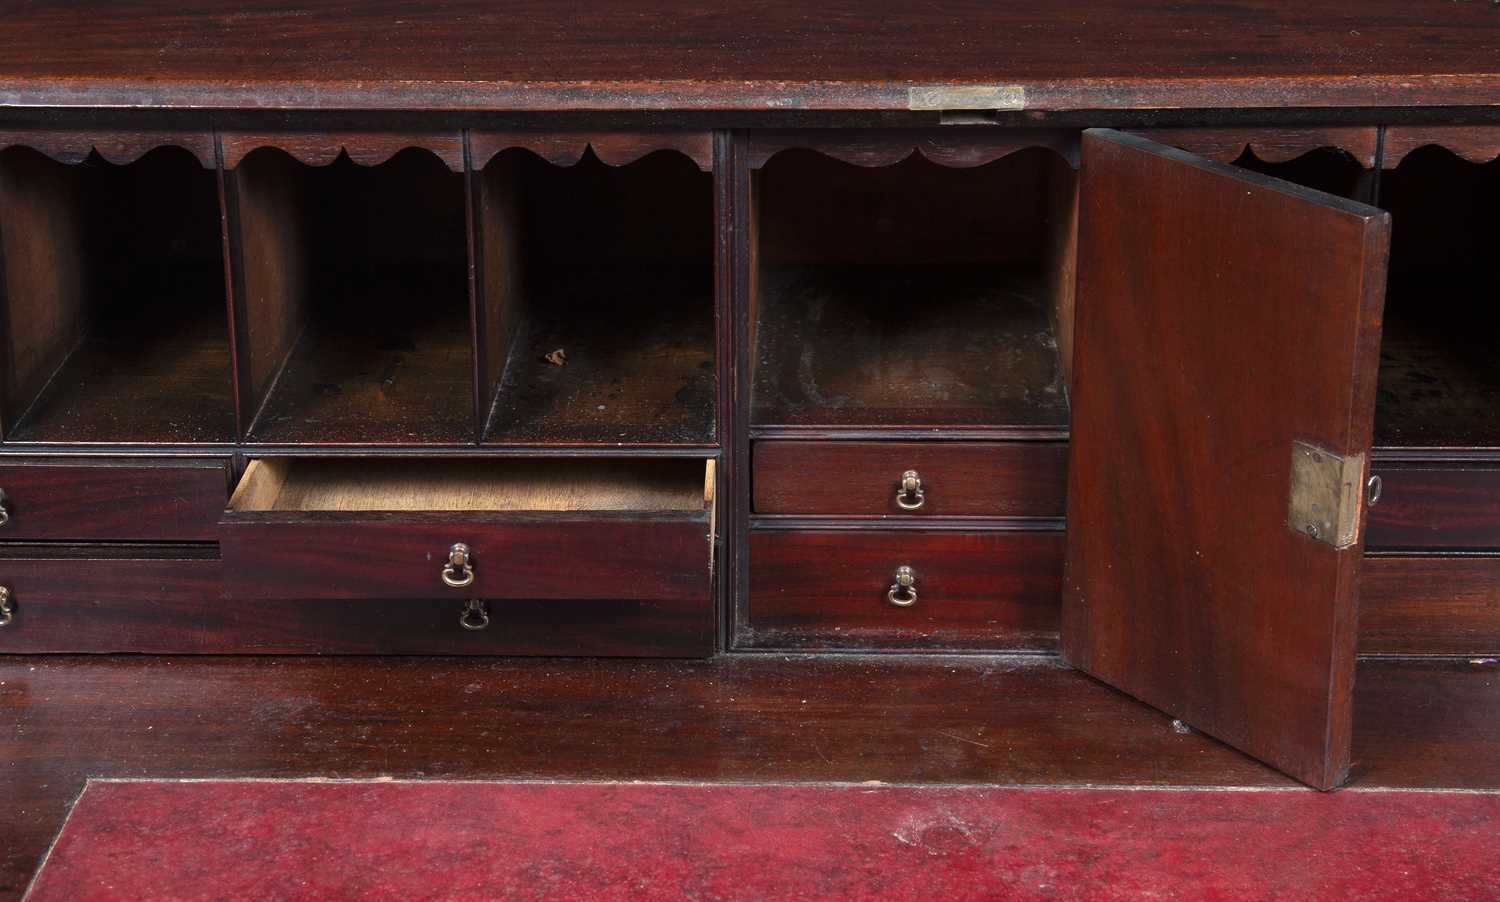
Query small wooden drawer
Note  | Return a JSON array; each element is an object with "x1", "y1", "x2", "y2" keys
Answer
[
  {"x1": 752, "y1": 441, "x2": 1068, "y2": 518},
  {"x1": 1366, "y1": 464, "x2": 1500, "y2": 549},
  {"x1": 0, "y1": 545, "x2": 711, "y2": 656},
  {"x1": 220, "y1": 457, "x2": 716, "y2": 602},
  {"x1": 0, "y1": 546, "x2": 224, "y2": 653},
  {"x1": 0, "y1": 457, "x2": 231, "y2": 541},
  {"x1": 743, "y1": 527, "x2": 1063, "y2": 651}
]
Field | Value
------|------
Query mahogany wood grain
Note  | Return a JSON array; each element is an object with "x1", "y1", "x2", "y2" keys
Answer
[
  {"x1": 752, "y1": 441, "x2": 1067, "y2": 519},
  {"x1": 747, "y1": 129, "x2": 1079, "y2": 170},
  {"x1": 0, "y1": 147, "x2": 86, "y2": 437},
  {"x1": 0, "y1": 128, "x2": 214, "y2": 168},
  {"x1": 1366, "y1": 464, "x2": 1500, "y2": 549},
  {"x1": 220, "y1": 514, "x2": 712, "y2": 601},
  {"x1": 220, "y1": 132, "x2": 463, "y2": 172},
  {"x1": 471, "y1": 131, "x2": 713, "y2": 171},
  {"x1": 0, "y1": 458, "x2": 229, "y2": 542},
  {"x1": 1360, "y1": 554, "x2": 1500, "y2": 657},
  {"x1": 4, "y1": 655, "x2": 1497, "y2": 897},
  {"x1": 1132, "y1": 127, "x2": 1379, "y2": 168},
  {"x1": 6, "y1": 2, "x2": 1500, "y2": 112},
  {"x1": 1382, "y1": 127, "x2": 1500, "y2": 169},
  {"x1": 473, "y1": 149, "x2": 524, "y2": 430},
  {"x1": 0, "y1": 549, "x2": 712, "y2": 657},
  {"x1": 223, "y1": 148, "x2": 310, "y2": 424},
  {"x1": 744, "y1": 528, "x2": 1062, "y2": 651},
  {"x1": 1063, "y1": 130, "x2": 1391, "y2": 790}
]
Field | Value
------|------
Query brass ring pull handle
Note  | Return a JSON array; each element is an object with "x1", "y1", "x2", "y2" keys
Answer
[
  {"x1": 1367, "y1": 475, "x2": 1383, "y2": 507},
  {"x1": 895, "y1": 470, "x2": 925, "y2": 511},
  {"x1": 887, "y1": 565, "x2": 918, "y2": 607},
  {"x1": 459, "y1": 598, "x2": 490, "y2": 631},
  {"x1": 0, "y1": 586, "x2": 13, "y2": 627},
  {"x1": 0, "y1": 488, "x2": 10, "y2": 527},
  {"x1": 442, "y1": 542, "x2": 475, "y2": 589}
]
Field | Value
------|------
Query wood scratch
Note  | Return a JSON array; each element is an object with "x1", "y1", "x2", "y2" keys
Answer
[{"x1": 936, "y1": 730, "x2": 991, "y2": 749}]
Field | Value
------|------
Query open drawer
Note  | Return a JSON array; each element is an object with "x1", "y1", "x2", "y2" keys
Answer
[{"x1": 220, "y1": 458, "x2": 715, "y2": 601}]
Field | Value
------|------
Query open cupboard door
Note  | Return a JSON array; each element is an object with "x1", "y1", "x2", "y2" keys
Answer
[{"x1": 1062, "y1": 130, "x2": 1391, "y2": 790}]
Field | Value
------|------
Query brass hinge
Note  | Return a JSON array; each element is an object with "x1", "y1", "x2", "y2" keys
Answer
[{"x1": 1286, "y1": 440, "x2": 1367, "y2": 549}]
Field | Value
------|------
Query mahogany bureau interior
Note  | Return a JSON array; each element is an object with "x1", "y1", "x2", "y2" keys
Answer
[{"x1": 2, "y1": 1, "x2": 1500, "y2": 797}]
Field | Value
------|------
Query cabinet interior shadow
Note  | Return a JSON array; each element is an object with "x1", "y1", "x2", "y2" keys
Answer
[
  {"x1": 230, "y1": 147, "x2": 471, "y2": 445},
  {"x1": 478, "y1": 148, "x2": 715, "y2": 446},
  {"x1": 0, "y1": 145, "x2": 231, "y2": 443}
]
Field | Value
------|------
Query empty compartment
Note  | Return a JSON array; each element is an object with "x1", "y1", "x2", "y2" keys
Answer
[
  {"x1": 231, "y1": 148, "x2": 471, "y2": 444},
  {"x1": 751, "y1": 148, "x2": 1075, "y2": 432},
  {"x1": 0, "y1": 145, "x2": 231, "y2": 442},
  {"x1": 477, "y1": 148, "x2": 714, "y2": 445},
  {"x1": 220, "y1": 457, "x2": 716, "y2": 601},
  {"x1": 1374, "y1": 147, "x2": 1500, "y2": 449}
]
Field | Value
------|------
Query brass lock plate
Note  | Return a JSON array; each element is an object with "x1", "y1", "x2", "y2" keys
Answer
[{"x1": 1286, "y1": 440, "x2": 1366, "y2": 550}]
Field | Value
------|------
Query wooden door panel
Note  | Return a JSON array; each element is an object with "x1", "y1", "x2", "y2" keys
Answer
[{"x1": 1063, "y1": 130, "x2": 1390, "y2": 789}]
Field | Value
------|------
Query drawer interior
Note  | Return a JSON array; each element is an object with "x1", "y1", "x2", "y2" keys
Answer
[{"x1": 229, "y1": 457, "x2": 715, "y2": 513}]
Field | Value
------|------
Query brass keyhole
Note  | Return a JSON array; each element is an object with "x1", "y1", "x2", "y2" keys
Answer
[
  {"x1": 0, "y1": 586, "x2": 13, "y2": 627},
  {"x1": 0, "y1": 488, "x2": 10, "y2": 527}
]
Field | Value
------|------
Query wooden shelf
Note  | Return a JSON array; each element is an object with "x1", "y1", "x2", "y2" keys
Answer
[
  {"x1": 245, "y1": 265, "x2": 473, "y2": 445},
  {"x1": 1375, "y1": 273, "x2": 1500, "y2": 450},
  {"x1": 485, "y1": 264, "x2": 715, "y2": 445},
  {"x1": 7, "y1": 266, "x2": 233, "y2": 444},
  {"x1": 752, "y1": 264, "x2": 1070, "y2": 431}
]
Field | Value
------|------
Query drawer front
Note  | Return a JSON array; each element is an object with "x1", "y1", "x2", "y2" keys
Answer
[
  {"x1": 0, "y1": 458, "x2": 230, "y2": 541},
  {"x1": 0, "y1": 552, "x2": 224, "y2": 653},
  {"x1": 1367, "y1": 465, "x2": 1500, "y2": 549},
  {"x1": 0, "y1": 551, "x2": 710, "y2": 656},
  {"x1": 220, "y1": 515, "x2": 713, "y2": 601},
  {"x1": 744, "y1": 528, "x2": 1063, "y2": 651},
  {"x1": 753, "y1": 441, "x2": 1068, "y2": 518},
  {"x1": 1359, "y1": 553, "x2": 1500, "y2": 657}
]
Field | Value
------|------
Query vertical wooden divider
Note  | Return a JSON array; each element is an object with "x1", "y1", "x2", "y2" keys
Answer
[
  {"x1": 470, "y1": 140, "x2": 525, "y2": 445},
  {"x1": 214, "y1": 130, "x2": 246, "y2": 442},
  {"x1": 724, "y1": 129, "x2": 752, "y2": 650},
  {"x1": 220, "y1": 146, "x2": 310, "y2": 442},
  {"x1": 0, "y1": 147, "x2": 88, "y2": 437}
]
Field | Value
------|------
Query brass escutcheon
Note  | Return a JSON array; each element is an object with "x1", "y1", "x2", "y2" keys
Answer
[
  {"x1": 0, "y1": 488, "x2": 10, "y2": 527},
  {"x1": 459, "y1": 598, "x2": 490, "y2": 631},
  {"x1": 887, "y1": 565, "x2": 918, "y2": 607},
  {"x1": 442, "y1": 542, "x2": 475, "y2": 588},
  {"x1": 0, "y1": 586, "x2": 12, "y2": 626}
]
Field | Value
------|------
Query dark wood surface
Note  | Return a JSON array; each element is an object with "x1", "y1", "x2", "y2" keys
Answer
[
  {"x1": 0, "y1": 458, "x2": 229, "y2": 541},
  {"x1": 752, "y1": 441, "x2": 1067, "y2": 519},
  {"x1": 1367, "y1": 464, "x2": 1500, "y2": 549},
  {"x1": 220, "y1": 131, "x2": 464, "y2": 172},
  {"x1": 1063, "y1": 130, "x2": 1391, "y2": 790},
  {"x1": 1132, "y1": 127, "x2": 1379, "y2": 168},
  {"x1": 232, "y1": 148, "x2": 474, "y2": 445},
  {"x1": 4, "y1": 2, "x2": 1500, "y2": 112},
  {"x1": 484, "y1": 266, "x2": 716, "y2": 446},
  {"x1": 1383, "y1": 127, "x2": 1500, "y2": 168},
  {"x1": 747, "y1": 130, "x2": 1080, "y2": 170},
  {"x1": 744, "y1": 528, "x2": 1062, "y2": 651},
  {"x1": 1360, "y1": 554, "x2": 1500, "y2": 657},
  {"x1": 471, "y1": 131, "x2": 714, "y2": 171},
  {"x1": 0, "y1": 128, "x2": 215, "y2": 169},
  {"x1": 2, "y1": 654, "x2": 1498, "y2": 898},
  {"x1": 0, "y1": 549, "x2": 712, "y2": 657},
  {"x1": 752, "y1": 266, "x2": 1069, "y2": 434},
  {"x1": 221, "y1": 513, "x2": 712, "y2": 602}
]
